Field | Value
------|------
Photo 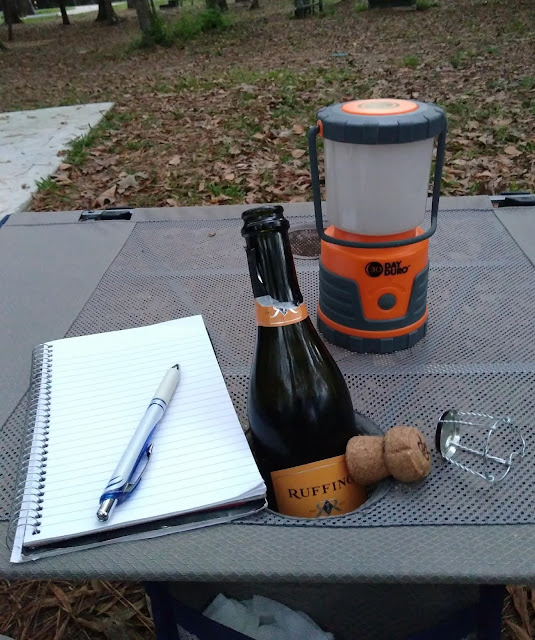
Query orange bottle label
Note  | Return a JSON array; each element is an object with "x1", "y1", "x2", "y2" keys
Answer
[
  {"x1": 255, "y1": 299, "x2": 308, "y2": 327},
  {"x1": 271, "y1": 455, "x2": 367, "y2": 518}
]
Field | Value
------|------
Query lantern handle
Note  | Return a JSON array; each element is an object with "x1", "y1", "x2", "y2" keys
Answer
[{"x1": 308, "y1": 124, "x2": 446, "y2": 250}]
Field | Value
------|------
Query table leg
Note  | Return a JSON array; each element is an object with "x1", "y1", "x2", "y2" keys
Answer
[
  {"x1": 477, "y1": 585, "x2": 506, "y2": 640},
  {"x1": 145, "y1": 582, "x2": 178, "y2": 640}
]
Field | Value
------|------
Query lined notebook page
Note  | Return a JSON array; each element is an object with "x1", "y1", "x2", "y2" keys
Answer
[{"x1": 24, "y1": 316, "x2": 264, "y2": 547}]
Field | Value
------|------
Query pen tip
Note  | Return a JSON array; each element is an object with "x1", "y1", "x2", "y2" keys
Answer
[
  {"x1": 97, "y1": 498, "x2": 117, "y2": 522},
  {"x1": 172, "y1": 364, "x2": 180, "y2": 370}
]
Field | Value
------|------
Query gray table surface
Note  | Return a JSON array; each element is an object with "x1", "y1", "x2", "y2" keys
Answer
[{"x1": 1, "y1": 196, "x2": 535, "y2": 584}]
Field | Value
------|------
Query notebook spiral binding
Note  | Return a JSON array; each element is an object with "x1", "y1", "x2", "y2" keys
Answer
[{"x1": 7, "y1": 343, "x2": 53, "y2": 549}]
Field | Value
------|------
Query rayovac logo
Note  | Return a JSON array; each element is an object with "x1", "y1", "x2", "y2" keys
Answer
[{"x1": 365, "y1": 261, "x2": 410, "y2": 277}]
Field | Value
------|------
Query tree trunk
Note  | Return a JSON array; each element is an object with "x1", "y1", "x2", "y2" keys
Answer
[
  {"x1": 95, "y1": 0, "x2": 106, "y2": 20},
  {"x1": 105, "y1": 0, "x2": 118, "y2": 24},
  {"x1": 15, "y1": 0, "x2": 32, "y2": 16},
  {"x1": 294, "y1": 0, "x2": 307, "y2": 17},
  {"x1": 249, "y1": 0, "x2": 259, "y2": 9},
  {"x1": 95, "y1": 0, "x2": 118, "y2": 23},
  {"x1": 1, "y1": 0, "x2": 22, "y2": 24},
  {"x1": 127, "y1": 0, "x2": 135, "y2": 7},
  {"x1": 58, "y1": 0, "x2": 70, "y2": 24},
  {"x1": 134, "y1": 0, "x2": 153, "y2": 35},
  {"x1": 207, "y1": 0, "x2": 227, "y2": 9},
  {"x1": 3, "y1": 0, "x2": 14, "y2": 40}
]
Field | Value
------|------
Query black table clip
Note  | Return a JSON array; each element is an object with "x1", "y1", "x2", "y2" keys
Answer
[{"x1": 79, "y1": 208, "x2": 133, "y2": 222}]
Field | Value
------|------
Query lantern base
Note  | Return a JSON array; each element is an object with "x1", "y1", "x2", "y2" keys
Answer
[
  {"x1": 317, "y1": 226, "x2": 430, "y2": 354},
  {"x1": 317, "y1": 315, "x2": 427, "y2": 354}
]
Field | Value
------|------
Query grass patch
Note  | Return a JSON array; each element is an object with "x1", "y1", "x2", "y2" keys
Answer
[
  {"x1": 207, "y1": 181, "x2": 246, "y2": 200},
  {"x1": 66, "y1": 130, "x2": 100, "y2": 166},
  {"x1": 440, "y1": 98, "x2": 471, "y2": 118},
  {"x1": 520, "y1": 76, "x2": 535, "y2": 89},
  {"x1": 415, "y1": 0, "x2": 438, "y2": 10},
  {"x1": 175, "y1": 76, "x2": 203, "y2": 92},
  {"x1": 507, "y1": 18, "x2": 528, "y2": 34},
  {"x1": 35, "y1": 7, "x2": 62, "y2": 14},
  {"x1": 135, "y1": 8, "x2": 230, "y2": 48},
  {"x1": 494, "y1": 125, "x2": 512, "y2": 144},
  {"x1": 402, "y1": 54, "x2": 420, "y2": 68},
  {"x1": 125, "y1": 139, "x2": 154, "y2": 151},
  {"x1": 64, "y1": 110, "x2": 129, "y2": 166},
  {"x1": 449, "y1": 50, "x2": 465, "y2": 69},
  {"x1": 35, "y1": 177, "x2": 60, "y2": 193}
]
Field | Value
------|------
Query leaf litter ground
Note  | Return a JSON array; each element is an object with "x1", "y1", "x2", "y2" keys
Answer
[
  {"x1": 1, "y1": 0, "x2": 535, "y2": 637},
  {"x1": 1, "y1": 0, "x2": 534, "y2": 211}
]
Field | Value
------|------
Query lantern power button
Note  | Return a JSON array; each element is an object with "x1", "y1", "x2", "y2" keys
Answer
[{"x1": 378, "y1": 293, "x2": 397, "y2": 310}]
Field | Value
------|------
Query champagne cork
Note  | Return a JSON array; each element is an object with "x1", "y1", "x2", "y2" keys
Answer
[
  {"x1": 384, "y1": 426, "x2": 431, "y2": 483},
  {"x1": 345, "y1": 426, "x2": 431, "y2": 486},
  {"x1": 345, "y1": 436, "x2": 388, "y2": 485}
]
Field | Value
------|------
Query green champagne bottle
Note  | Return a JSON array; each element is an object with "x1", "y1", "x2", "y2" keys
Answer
[{"x1": 241, "y1": 205, "x2": 366, "y2": 518}]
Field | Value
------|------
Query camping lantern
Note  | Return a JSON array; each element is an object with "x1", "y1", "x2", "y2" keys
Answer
[{"x1": 308, "y1": 98, "x2": 447, "y2": 354}]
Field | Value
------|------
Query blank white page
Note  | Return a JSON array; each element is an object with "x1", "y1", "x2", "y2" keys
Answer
[{"x1": 24, "y1": 316, "x2": 264, "y2": 547}]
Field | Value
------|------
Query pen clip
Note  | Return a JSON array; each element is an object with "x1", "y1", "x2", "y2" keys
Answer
[{"x1": 122, "y1": 443, "x2": 153, "y2": 496}]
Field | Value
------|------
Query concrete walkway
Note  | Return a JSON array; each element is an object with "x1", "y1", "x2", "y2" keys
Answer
[
  {"x1": 0, "y1": 103, "x2": 114, "y2": 217},
  {"x1": 26, "y1": 2, "x2": 123, "y2": 19}
]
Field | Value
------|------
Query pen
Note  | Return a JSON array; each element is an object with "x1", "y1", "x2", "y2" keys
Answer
[{"x1": 97, "y1": 364, "x2": 181, "y2": 522}]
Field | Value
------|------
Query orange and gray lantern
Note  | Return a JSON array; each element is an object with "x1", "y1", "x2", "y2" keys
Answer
[{"x1": 308, "y1": 98, "x2": 447, "y2": 353}]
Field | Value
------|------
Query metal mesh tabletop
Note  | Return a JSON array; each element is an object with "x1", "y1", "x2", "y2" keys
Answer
[{"x1": 2, "y1": 198, "x2": 535, "y2": 581}]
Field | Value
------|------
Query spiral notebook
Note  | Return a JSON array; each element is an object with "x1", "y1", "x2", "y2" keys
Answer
[{"x1": 9, "y1": 316, "x2": 266, "y2": 563}]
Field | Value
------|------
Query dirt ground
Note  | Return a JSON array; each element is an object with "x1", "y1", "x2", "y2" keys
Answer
[
  {"x1": 1, "y1": 0, "x2": 534, "y2": 211},
  {"x1": 1, "y1": 0, "x2": 535, "y2": 638}
]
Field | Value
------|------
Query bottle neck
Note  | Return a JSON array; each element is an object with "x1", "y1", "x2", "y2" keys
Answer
[{"x1": 245, "y1": 228, "x2": 303, "y2": 306}]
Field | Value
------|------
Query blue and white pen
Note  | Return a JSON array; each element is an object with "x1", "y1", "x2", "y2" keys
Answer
[{"x1": 96, "y1": 364, "x2": 181, "y2": 522}]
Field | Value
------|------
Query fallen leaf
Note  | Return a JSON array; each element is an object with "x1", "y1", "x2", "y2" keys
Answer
[
  {"x1": 54, "y1": 615, "x2": 70, "y2": 640},
  {"x1": 117, "y1": 174, "x2": 138, "y2": 191},
  {"x1": 278, "y1": 129, "x2": 293, "y2": 139},
  {"x1": 252, "y1": 132, "x2": 265, "y2": 140},
  {"x1": 229, "y1": 145, "x2": 241, "y2": 155},
  {"x1": 509, "y1": 586, "x2": 532, "y2": 637},
  {"x1": 53, "y1": 171, "x2": 72, "y2": 185},
  {"x1": 292, "y1": 124, "x2": 305, "y2": 135},
  {"x1": 49, "y1": 584, "x2": 72, "y2": 613},
  {"x1": 198, "y1": 180, "x2": 206, "y2": 191},
  {"x1": 504, "y1": 146, "x2": 522, "y2": 157},
  {"x1": 168, "y1": 156, "x2": 181, "y2": 166},
  {"x1": 478, "y1": 134, "x2": 494, "y2": 145},
  {"x1": 239, "y1": 83, "x2": 256, "y2": 94},
  {"x1": 208, "y1": 232, "x2": 216, "y2": 237},
  {"x1": 223, "y1": 173, "x2": 235, "y2": 181},
  {"x1": 58, "y1": 163, "x2": 71, "y2": 171},
  {"x1": 166, "y1": 198, "x2": 178, "y2": 206},
  {"x1": 291, "y1": 149, "x2": 306, "y2": 159},
  {"x1": 95, "y1": 156, "x2": 117, "y2": 169},
  {"x1": 506, "y1": 620, "x2": 531, "y2": 640},
  {"x1": 96, "y1": 185, "x2": 117, "y2": 207},
  {"x1": 210, "y1": 193, "x2": 231, "y2": 203}
]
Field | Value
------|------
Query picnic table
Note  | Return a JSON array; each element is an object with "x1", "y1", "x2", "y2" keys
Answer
[{"x1": 1, "y1": 196, "x2": 534, "y2": 639}]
